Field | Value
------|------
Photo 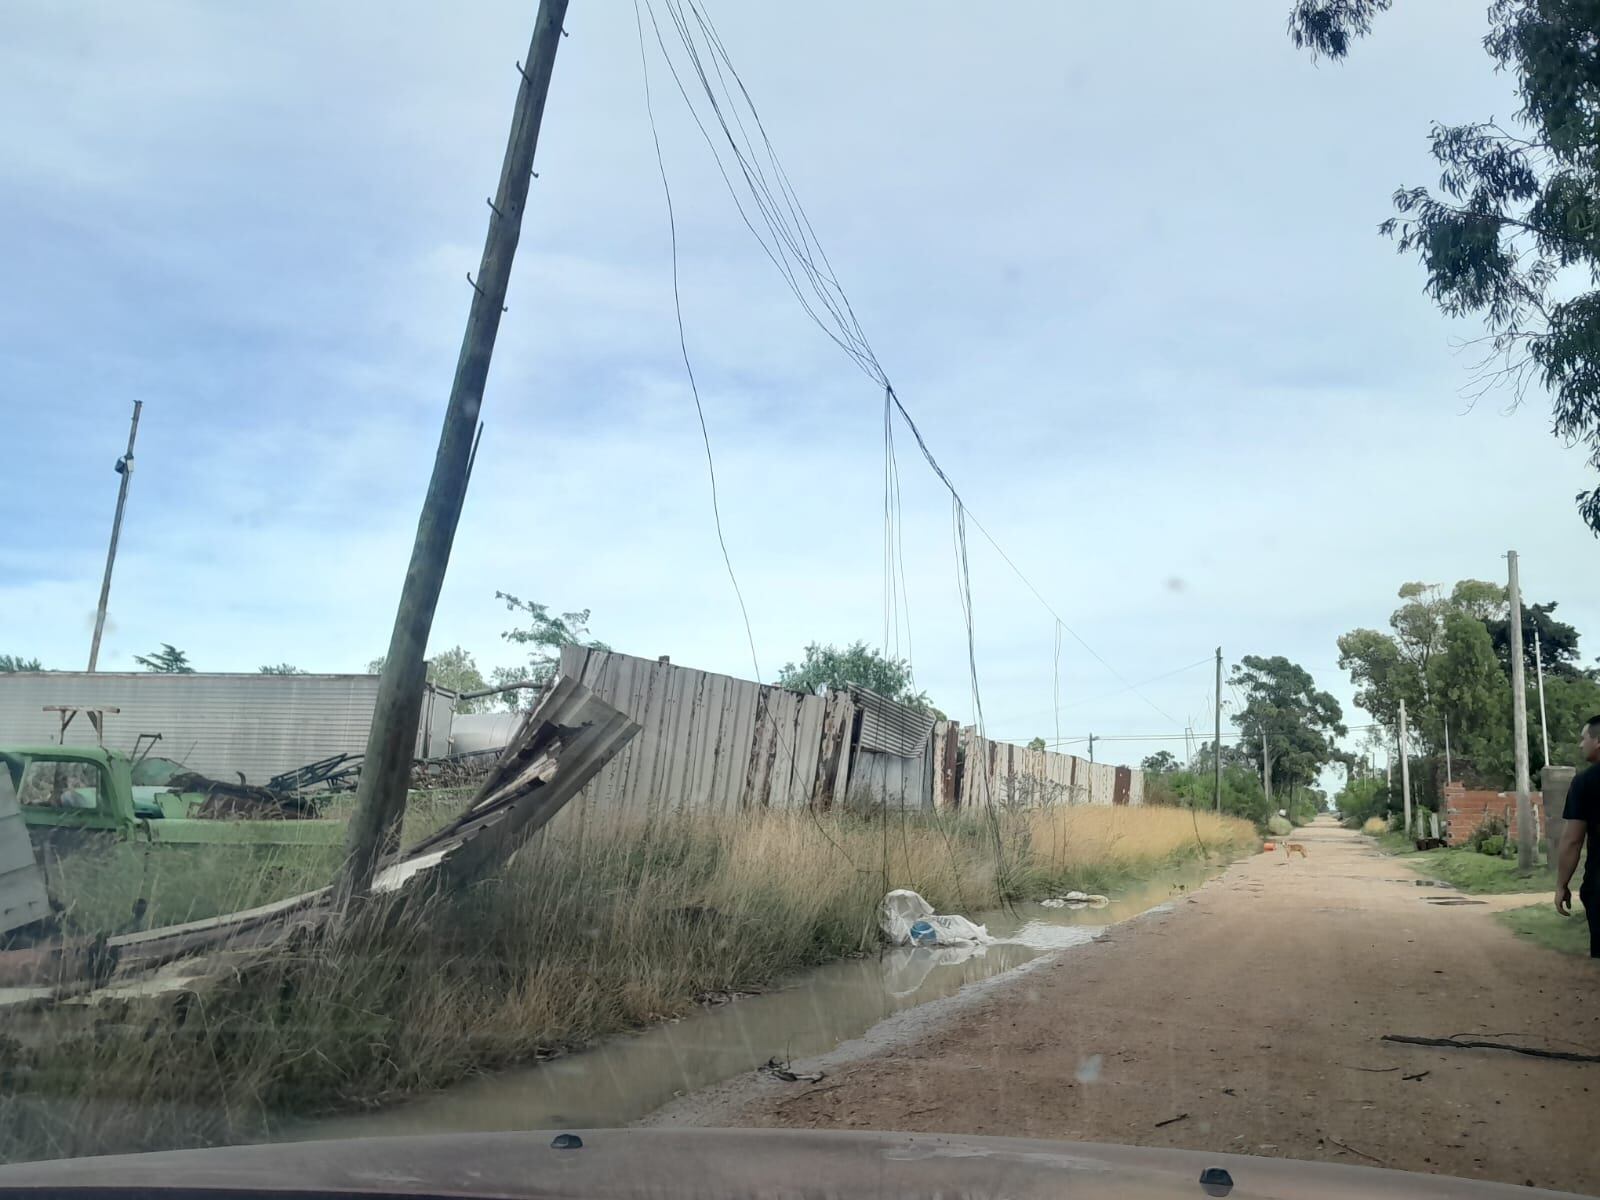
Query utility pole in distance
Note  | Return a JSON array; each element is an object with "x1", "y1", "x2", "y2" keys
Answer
[
  {"x1": 88, "y1": 400, "x2": 142, "y2": 672},
  {"x1": 1398, "y1": 697, "x2": 1412, "y2": 838},
  {"x1": 1213, "y1": 647, "x2": 1223, "y2": 813},
  {"x1": 1260, "y1": 729, "x2": 1272, "y2": 815},
  {"x1": 1087, "y1": 732, "x2": 1096, "y2": 804},
  {"x1": 336, "y1": 0, "x2": 570, "y2": 909},
  {"x1": 1507, "y1": 550, "x2": 1535, "y2": 873},
  {"x1": 1534, "y1": 628, "x2": 1551, "y2": 771}
]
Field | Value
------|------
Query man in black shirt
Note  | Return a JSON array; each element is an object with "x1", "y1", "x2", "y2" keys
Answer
[{"x1": 1554, "y1": 714, "x2": 1600, "y2": 958}]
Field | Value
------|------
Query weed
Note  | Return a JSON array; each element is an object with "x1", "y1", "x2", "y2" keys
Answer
[{"x1": 2, "y1": 802, "x2": 1255, "y2": 1164}]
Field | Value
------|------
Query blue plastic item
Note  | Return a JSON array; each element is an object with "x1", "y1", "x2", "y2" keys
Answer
[{"x1": 908, "y1": 919, "x2": 938, "y2": 945}]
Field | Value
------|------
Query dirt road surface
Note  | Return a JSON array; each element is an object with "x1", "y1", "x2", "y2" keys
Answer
[{"x1": 671, "y1": 820, "x2": 1600, "y2": 1194}]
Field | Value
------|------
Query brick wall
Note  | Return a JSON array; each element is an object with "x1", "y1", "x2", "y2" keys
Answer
[{"x1": 1441, "y1": 783, "x2": 1543, "y2": 847}]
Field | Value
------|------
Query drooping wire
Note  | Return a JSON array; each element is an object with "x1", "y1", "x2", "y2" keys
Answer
[
  {"x1": 640, "y1": 0, "x2": 1179, "y2": 731},
  {"x1": 633, "y1": 0, "x2": 760, "y2": 683}
]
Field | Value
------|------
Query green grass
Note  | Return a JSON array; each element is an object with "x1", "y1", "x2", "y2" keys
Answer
[
  {"x1": 1368, "y1": 831, "x2": 1552, "y2": 894},
  {"x1": 30, "y1": 788, "x2": 476, "y2": 936},
  {"x1": 2, "y1": 803, "x2": 1257, "y2": 1165},
  {"x1": 1498, "y1": 902, "x2": 1592, "y2": 957}
]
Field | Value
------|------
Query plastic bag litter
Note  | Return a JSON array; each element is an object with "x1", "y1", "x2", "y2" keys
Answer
[
  {"x1": 1039, "y1": 891, "x2": 1110, "y2": 909},
  {"x1": 880, "y1": 888, "x2": 991, "y2": 946}
]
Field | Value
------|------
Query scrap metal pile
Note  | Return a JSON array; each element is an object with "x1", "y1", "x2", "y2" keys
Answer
[{"x1": 0, "y1": 676, "x2": 638, "y2": 1003}]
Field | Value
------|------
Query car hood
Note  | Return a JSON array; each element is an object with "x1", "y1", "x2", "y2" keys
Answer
[{"x1": 0, "y1": 1128, "x2": 1584, "y2": 1199}]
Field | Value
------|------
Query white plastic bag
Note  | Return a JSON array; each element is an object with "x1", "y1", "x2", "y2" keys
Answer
[{"x1": 879, "y1": 889, "x2": 990, "y2": 946}]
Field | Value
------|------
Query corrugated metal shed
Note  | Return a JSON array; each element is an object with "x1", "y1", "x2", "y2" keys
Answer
[
  {"x1": 848, "y1": 687, "x2": 935, "y2": 756},
  {"x1": 847, "y1": 687, "x2": 937, "y2": 810},
  {"x1": 559, "y1": 647, "x2": 853, "y2": 817},
  {"x1": 0, "y1": 767, "x2": 50, "y2": 937},
  {"x1": 0, "y1": 673, "x2": 454, "y2": 785}
]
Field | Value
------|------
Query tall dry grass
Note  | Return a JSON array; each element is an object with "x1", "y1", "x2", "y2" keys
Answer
[{"x1": 1, "y1": 803, "x2": 1254, "y2": 1164}]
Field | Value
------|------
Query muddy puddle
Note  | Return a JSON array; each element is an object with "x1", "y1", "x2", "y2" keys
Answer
[{"x1": 291, "y1": 864, "x2": 1217, "y2": 1141}]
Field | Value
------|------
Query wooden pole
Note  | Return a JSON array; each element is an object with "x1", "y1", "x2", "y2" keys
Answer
[
  {"x1": 1534, "y1": 628, "x2": 1551, "y2": 771},
  {"x1": 1261, "y1": 728, "x2": 1272, "y2": 815},
  {"x1": 1507, "y1": 551, "x2": 1535, "y2": 873},
  {"x1": 1398, "y1": 697, "x2": 1412, "y2": 838},
  {"x1": 337, "y1": 0, "x2": 570, "y2": 908},
  {"x1": 1087, "y1": 732, "x2": 1096, "y2": 804},
  {"x1": 87, "y1": 400, "x2": 142, "y2": 672},
  {"x1": 1213, "y1": 646, "x2": 1223, "y2": 814}
]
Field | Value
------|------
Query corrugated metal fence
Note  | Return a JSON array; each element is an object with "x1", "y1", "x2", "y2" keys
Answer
[
  {"x1": 558, "y1": 649, "x2": 1143, "y2": 816},
  {"x1": 559, "y1": 647, "x2": 854, "y2": 815}
]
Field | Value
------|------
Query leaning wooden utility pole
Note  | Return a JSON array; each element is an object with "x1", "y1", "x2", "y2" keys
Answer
[
  {"x1": 1398, "y1": 697, "x2": 1412, "y2": 838},
  {"x1": 1506, "y1": 550, "x2": 1535, "y2": 873},
  {"x1": 1213, "y1": 647, "x2": 1223, "y2": 814},
  {"x1": 336, "y1": 0, "x2": 570, "y2": 910},
  {"x1": 87, "y1": 400, "x2": 142, "y2": 672}
]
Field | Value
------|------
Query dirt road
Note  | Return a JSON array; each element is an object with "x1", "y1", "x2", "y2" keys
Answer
[{"x1": 673, "y1": 820, "x2": 1600, "y2": 1194}]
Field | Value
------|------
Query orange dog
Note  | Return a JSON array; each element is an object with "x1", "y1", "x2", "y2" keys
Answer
[{"x1": 1283, "y1": 842, "x2": 1308, "y2": 858}]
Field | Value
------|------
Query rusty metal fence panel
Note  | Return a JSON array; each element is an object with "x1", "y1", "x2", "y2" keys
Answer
[
  {"x1": 954, "y1": 729, "x2": 1142, "y2": 809},
  {"x1": 558, "y1": 648, "x2": 852, "y2": 816}
]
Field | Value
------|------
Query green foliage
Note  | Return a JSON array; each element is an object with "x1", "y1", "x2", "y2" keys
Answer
[
  {"x1": 1026, "y1": 736, "x2": 1047, "y2": 752},
  {"x1": 1539, "y1": 674, "x2": 1600, "y2": 770},
  {"x1": 1266, "y1": 815, "x2": 1293, "y2": 836},
  {"x1": 490, "y1": 594, "x2": 608, "y2": 710},
  {"x1": 1334, "y1": 579, "x2": 1595, "y2": 789},
  {"x1": 1229, "y1": 654, "x2": 1347, "y2": 795},
  {"x1": 776, "y1": 640, "x2": 937, "y2": 713},
  {"x1": 1335, "y1": 774, "x2": 1387, "y2": 828},
  {"x1": 1141, "y1": 749, "x2": 1180, "y2": 774},
  {"x1": 1289, "y1": 0, "x2": 1600, "y2": 531},
  {"x1": 1500, "y1": 903, "x2": 1590, "y2": 956},
  {"x1": 257, "y1": 663, "x2": 308, "y2": 675},
  {"x1": 1159, "y1": 762, "x2": 1271, "y2": 826},
  {"x1": 0, "y1": 655, "x2": 42, "y2": 673},
  {"x1": 368, "y1": 645, "x2": 493, "y2": 714},
  {"x1": 133, "y1": 644, "x2": 193, "y2": 673},
  {"x1": 1467, "y1": 814, "x2": 1508, "y2": 854},
  {"x1": 1485, "y1": 600, "x2": 1584, "y2": 679},
  {"x1": 1478, "y1": 835, "x2": 1506, "y2": 857}
]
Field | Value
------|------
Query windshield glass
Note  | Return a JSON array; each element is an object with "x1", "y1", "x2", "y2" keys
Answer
[{"x1": 2, "y1": 2, "x2": 1598, "y2": 1196}]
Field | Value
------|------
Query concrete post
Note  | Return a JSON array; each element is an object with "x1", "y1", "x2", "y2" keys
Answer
[{"x1": 1541, "y1": 766, "x2": 1575, "y2": 872}]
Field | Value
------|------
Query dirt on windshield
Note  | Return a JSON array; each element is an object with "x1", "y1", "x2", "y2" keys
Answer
[{"x1": 663, "y1": 820, "x2": 1600, "y2": 1195}]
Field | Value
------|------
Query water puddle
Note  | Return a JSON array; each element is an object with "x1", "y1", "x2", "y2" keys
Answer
[{"x1": 290, "y1": 865, "x2": 1216, "y2": 1141}]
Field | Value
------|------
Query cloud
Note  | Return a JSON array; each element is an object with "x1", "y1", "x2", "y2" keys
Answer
[{"x1": 2, "y1": 0, "x2": 1595, "y2": 777}]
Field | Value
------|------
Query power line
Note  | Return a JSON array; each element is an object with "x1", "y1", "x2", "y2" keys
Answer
[
  {"x1": 632, "y1": 0, "x2": 760, "y2": 682},
  {"x1": 639, "y1": 0, "x2": 1181, "y2": 728}
]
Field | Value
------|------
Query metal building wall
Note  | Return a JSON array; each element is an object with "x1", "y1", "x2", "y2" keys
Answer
[
  {"x1": 0, "y1": 673, "x2": 453, "y2": 784},
  {"x1": 559, "y1": 647, "x2": 853, "y2": 816}
]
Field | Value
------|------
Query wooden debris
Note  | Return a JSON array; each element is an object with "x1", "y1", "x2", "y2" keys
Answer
[{"x1": 1382, "y1": 1034, "x2": 1600, "y2": 1064}]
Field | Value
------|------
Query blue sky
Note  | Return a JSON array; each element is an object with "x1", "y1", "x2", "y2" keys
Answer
[{"x1": 2, "y1": 0, "x2": 1595, "y2": 770}]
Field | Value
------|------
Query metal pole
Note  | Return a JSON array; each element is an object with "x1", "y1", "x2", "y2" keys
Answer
[
  {"x1": 1398, "y1": 698, "x2": 1412, "y2": 838},
  {"x1": 1443, "y1": 715, "x2": 1452, "y2": 786},
  {"x1": 1507, "y1": 551, "x2": 1535, "y2": 872},
  {"x1": 1534, "y1": 628, "x2": 1550, "y2": 771},
  {"x1": 87, "y1": 400, "x2": 142, "y2": 671},
  {"x1": 1213, "y1": 646, "x2": 1223, "y2": 814},
  {"x1": 336, "y1": 0, "x2": 570, "y2": 909}
]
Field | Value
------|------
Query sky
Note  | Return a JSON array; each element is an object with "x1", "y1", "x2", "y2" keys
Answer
[{"x1": 2, "y1": 0, "x2": 1596, "y2": 777}]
